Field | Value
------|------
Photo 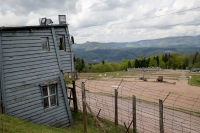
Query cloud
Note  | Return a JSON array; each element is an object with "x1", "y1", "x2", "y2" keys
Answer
[{"x1": 0, "y1": 0, "x2": 200, "y2": 44}]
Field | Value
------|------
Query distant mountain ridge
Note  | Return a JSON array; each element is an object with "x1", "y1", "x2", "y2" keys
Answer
[
  {"x1": 72, "y1": 35, "x2": 200, "y2": 62},
  {"x1": 73, "y1": 35, "x2": 200, "y2": 51}
]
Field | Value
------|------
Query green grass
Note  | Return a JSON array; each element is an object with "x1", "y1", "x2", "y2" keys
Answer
[
  {"x1": 0, "y1": 111, "x2": 130, "y2": 133},
  {"x1": 0, "y1": 113, "x2": 67, "y2": 133},
  {"x1": 78, "y1": 71, "x2": 139, "y2": 80},
  {"x1": 63, "y1": 76, "x2": 73, "y2": 84},
  {"x1": 67, "y1": 111, "x2": 133, "y2": 133},
  {"x1": 188, "y1": 75, "x2": 200, "y2": 87}
]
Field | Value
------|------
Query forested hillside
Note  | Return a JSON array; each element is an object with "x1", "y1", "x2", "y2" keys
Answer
[
  {"x1": 73, "y1": 47, "x2": 200, "y2": 62},
  {"x1": 74, "y1": 52, "x2": 200, "y2": 73}
]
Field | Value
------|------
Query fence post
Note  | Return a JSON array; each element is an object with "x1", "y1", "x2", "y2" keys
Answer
[
  {"x1": 159, "y1": 99, "x2": 164, "y2": 133},
  {"x1": 132, "y1": 95, "x2": 137, "y2": 133},
  {"x1": 115, "y1": 89, "x2": 118, "y2": 127},
  {"x1": 82, "y1": 82, "x2": 87, "y2": 133},
  {"x1": 72, "y1": 80, "x2": 78, "y2": 112}
]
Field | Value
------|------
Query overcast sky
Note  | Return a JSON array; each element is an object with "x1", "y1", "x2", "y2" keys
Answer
[{"x1": 1, "y1": 0, "x2": 200, "y2": 43}]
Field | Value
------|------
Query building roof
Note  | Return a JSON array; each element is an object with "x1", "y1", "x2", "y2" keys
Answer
[{"x1": 0, "y1": 24, "x2": 68, "y2": 30}]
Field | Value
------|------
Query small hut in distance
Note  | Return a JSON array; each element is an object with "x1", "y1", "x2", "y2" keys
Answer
[{"x1": 0, "y1": 15, "x2": 74, "y2": 127}]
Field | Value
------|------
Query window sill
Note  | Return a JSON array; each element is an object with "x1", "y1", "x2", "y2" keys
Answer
[{"x1": 44, "y1": 105, "x2": 58, "y2": 112}]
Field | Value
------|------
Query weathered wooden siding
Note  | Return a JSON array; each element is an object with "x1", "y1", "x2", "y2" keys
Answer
[
  {"x1": 54, "y1": 27, "x2": 74, "y2": 73},
  {"x1": 0, "y1": 32, "x2": 3, "y2": 112},
  {"x1": 1, "y1": 27, "x2": 71, "y2": 127}
]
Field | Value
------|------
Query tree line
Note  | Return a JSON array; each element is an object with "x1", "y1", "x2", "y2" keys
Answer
[{"x1": 74, "y1": 52, "x2": 200, "y2": 73}]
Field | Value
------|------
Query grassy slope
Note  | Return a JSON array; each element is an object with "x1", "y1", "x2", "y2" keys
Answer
[
  {"x1": 0, "y1": 113, "x2": 67, "y2": 133},
  {"x1": 0, "y1": 111, "x2": 127, "y2": 133}
]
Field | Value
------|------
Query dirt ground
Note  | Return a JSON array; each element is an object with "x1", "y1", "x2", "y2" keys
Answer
[{"x1": 76, "y1": 70, "x2": 200, "y2": 112}]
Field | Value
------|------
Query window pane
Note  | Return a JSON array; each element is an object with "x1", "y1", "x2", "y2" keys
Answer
[
  {"x1": 49, "y1": 85, "x2": 56, "y2": 95},
  {"x1": 58, "y1": 36, "x2": 65, "y2": 51},
  {"x1": 41, "y1": 37, "x2": 49, "y2": 51},
  {"x1": 43, "y1": 97, "x2": 49, "y2": 108},
  {"x1": 50, "y1": 95, "x2": 56, "y2": 106},
  {"x1": 42, "y1": 86, "x2": 48, "y2": 97}
]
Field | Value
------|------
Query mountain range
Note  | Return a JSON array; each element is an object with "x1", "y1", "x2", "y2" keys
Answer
[{"x1": 72, "y1": 35, "x2": 200, "y2": 62}]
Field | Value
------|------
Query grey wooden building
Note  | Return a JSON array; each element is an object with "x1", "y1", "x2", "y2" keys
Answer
[{"x1": 0, "y1": 24, "x2": 74, "y2": 127}]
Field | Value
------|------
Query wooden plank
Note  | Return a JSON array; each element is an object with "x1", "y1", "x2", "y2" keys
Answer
[
  {"x1": 1, "y1": 36, "x2": 53, "y2": 41},
  {"x1": 2, "y1": 42, "x2": 55, "y2": 49},
  {"x1": 50, "y1": 118, "x2": 70, "y2": 127},
  {"x1": 4, "y1": 58, "x2": 57, "y2": 69},
  {"x1": 59, "y1": 51, "x2": 70, "y2": 56},
  {"x1": 6, "y1": 81, "x2": 63, "y2": 95},
  {"x1": 6, "y1": 83, "x2": 63, "y2": 97},
  {"x1": 71, "y1": 52, "x2": 74, "y2": 71},
  {"x1": 2, "y1": 47, "x2": 46, "y2": 53},
  {"x1": 42, "y1": 116, "x2": 69, "y2": 126},
  {"x1": 7, "y1": 93, "x2": 42, "y2": 107},
  {"x1": 6, "y1": 92, "x2": 41, "y2": 104},
  {"x1": 6, "y1": 86, "x2": 41, "y2": 97},
  {"x1": 62, "y1": 63, "x2": 72, "y2": 68},
  {"x1": 82, "y1": 82, "x2": 87, "y2": 132},
  {"x1": 22, "y1": 100, "x2": 65, "y2": 121},
  {"x1": 159, "y1": 99, "x2": 164, "y2": 133},
  {"x1": 8, "y1": 97, "x2": 64, "y2": 116},
  {"x1": 60, "y1": 53, "x2": 71, "y2": 57},
  {"x1": 54, "y1": 27, "x2": 66, "y2": 32},
  {"x1": 6, "y1": 88, "x2": 63, "y2": 112},
  {"x1": 0, "y1": 32, "x2": 4, "y2": 113},
  {"x1": 2, "y1": 49, "x2": 56, "y2": 57},
  {"x1": 115, "y1": 89, "x2": 118, "y2": 126},
  {"x1": 65, "y1": 26, "x2": 73, "y2": 47},
  {"x1": 3, "y1": 52, "x2": 55, "y2": 61},
  {"x1": 59, "y1": 52, "x2": 71, "y2": 56},
  {"x1": 4, "y1": 65, "x2": 58, "y2": 78},
  {"x1": 7, "y1": 100, "x2": 42, "y2": 113},
  {"x1": 2, "y1": 45, "x2": 55, "y2": 50},
  {"x1": 33, "y1": 108, "x2": 67, "y2": 124},
  {"x1": 7, "y1": 80, "x2": 63, "y2": 95},
  {"x1": 11, "y1": 106, "x2": 44, "y2": 118},
  {"x1": 5, "y1": 69, "x2": 59, "y2": 82},
  {"x1": 52, "y1": 27, "x2": 73, "y2": 125},
  {"x1": 26, "y1": 105, "x2": 67, "y2": 124},
  {"x1": 8, "y1": 103, "x2": 42, "y2": 116},
  {"x1": 5, "y1": 76, "x2": 59, "y2": 90},
  {"x1": 61, "y1": 61, "x2": 71, "y2": 66},
  {"x1": 61, "y1": 57, "x2": 71, "y2": 62},
  {"x1": 5, "y1": 72, "x2": 59, "y2": 86},
  {"x1": 2, "y1": 29, "x2": 51, "y2": 33},
  {"x1": 2, "y1": 39, "x2": 54, "y2": 45},
  {"x1": 60, "y1": 56, "x2": 71, "y2": 61},
  {"x1": 6, "y1": 90, "x2": 64, "y2": 110},
  {"x1": 4, "y1": 61, "x2": 58, "y2": 74},
  {"x1": 55, "y1": 31, "x2": 66, "y2": 35},
  {"x1": 2, "y1": 39, "x2": 41, "y2": 44},
  {"x1": 5, "y1": 74, "x2": 59, "y2": 88},
  {"x1": 3, "y1": 55, "x2": 57, "y2": 65},
  {"x1": 132, "y1": 95, "x2": 137, "y2": 133},
  {"x1": 62, "y1": 69, "x2": 72, "y2": 73},
  {"x1": 2, "y1": 32, "x2": 52, "y2": 37},
  {"x1": 8, "y1": 94, "x2": 64, "y2": 115}
]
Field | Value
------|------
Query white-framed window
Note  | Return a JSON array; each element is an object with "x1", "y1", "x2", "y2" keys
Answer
[
  {"x1": 42, "y1": 84, "x2": 57, "y2": 109},
  {"x1": 41, "y1": 37, "x2": 50, "y2": 51}
]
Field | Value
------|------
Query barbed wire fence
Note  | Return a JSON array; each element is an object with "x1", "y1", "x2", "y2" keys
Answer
[{"x1": 71, "y1": 76, "x2": 200, "y2": 133}]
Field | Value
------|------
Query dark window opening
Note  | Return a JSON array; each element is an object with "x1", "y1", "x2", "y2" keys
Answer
[
  {"x1": 58, "y1": 36, "x2": 65, "y2": 51},
  {"x1": 42, "y1": 84, "x2": 57, "y2": 109},
  {"x1": 41, "y1": 37, "x2": 50, "y2": 51}
]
